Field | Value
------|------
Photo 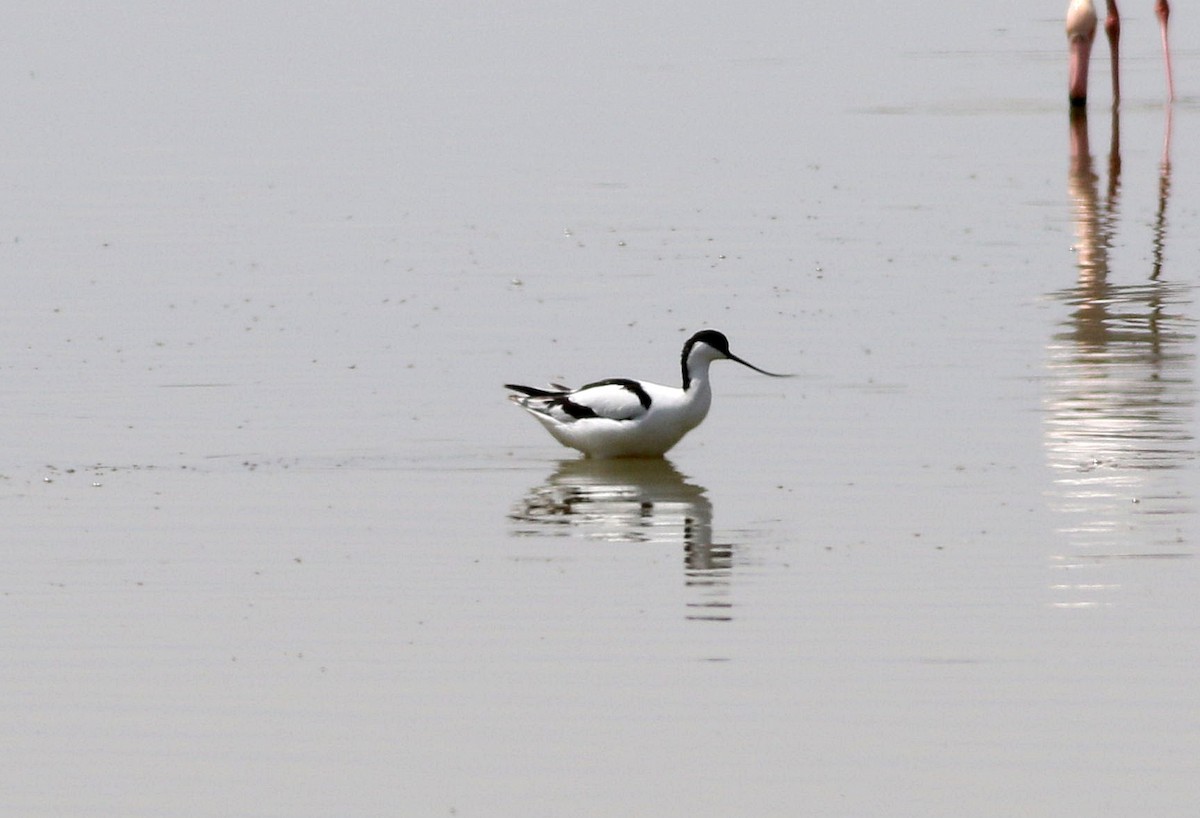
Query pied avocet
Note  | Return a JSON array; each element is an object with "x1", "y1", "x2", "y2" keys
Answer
[{"x1": 505, "y1": 329, "x2": 790, "y2": 458}]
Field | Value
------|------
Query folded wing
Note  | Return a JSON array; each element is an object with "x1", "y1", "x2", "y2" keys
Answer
[{"x1": 506, "y1": 378, "x2": 652, "y2": 423}]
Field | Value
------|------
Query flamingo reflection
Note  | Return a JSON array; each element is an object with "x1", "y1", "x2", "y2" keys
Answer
[{"x1": 1045, "y1": 105, "x2": 1194, "y2": 608}]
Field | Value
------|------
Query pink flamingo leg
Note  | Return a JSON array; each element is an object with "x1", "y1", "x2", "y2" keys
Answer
[
  {"x1": 1067, "y1": 0, "x2": 1099, "y2": 106},
  {"x1": 1106, "y1": 1, "x2": 1122, "y2": 103},
  {"x1": 1157, "y1": 0, "x2": 1175, "y2": 101}
]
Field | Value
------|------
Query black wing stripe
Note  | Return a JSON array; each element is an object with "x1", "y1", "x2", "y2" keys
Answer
[
  {"x1": 579, "y1": 378, "x2": 652, "y2": 410},
  {"x1": 552, "y1": 397, "x2": 599, "y2": 419}
]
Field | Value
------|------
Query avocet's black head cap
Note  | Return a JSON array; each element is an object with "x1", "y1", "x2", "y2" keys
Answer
[{"x1": 687, "y1": 329, "x2": 731, "y2": 355}]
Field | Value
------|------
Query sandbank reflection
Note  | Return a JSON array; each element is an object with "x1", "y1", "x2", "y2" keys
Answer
[
  {"x1": 1045, "y1": 106, "x2": 1195, "y2": 607},
  {"x1": 509, "y1": 458, "x2": 733, "y2": 621}
]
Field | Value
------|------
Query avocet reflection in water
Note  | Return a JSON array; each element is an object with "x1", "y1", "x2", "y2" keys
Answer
[
  {"x1": 508, "y1": 458, "x2": 735, "y2": 622},
  {"x1": 1044, "y1": 106, "x2": 1196, "y2": 609}
]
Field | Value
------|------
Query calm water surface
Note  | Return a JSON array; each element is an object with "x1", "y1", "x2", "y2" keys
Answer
[{"x1": 3, "y1": 2, "x2": 1199, "y2": 816}]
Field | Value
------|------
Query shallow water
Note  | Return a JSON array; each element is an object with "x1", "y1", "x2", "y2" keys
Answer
[{"x1": 4, "y1": 2, "x2": 1199, "y2": 816}]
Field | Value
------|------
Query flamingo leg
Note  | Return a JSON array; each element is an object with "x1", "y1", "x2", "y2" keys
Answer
[
  {"x1": 1105, "y1": 0, "x2": 1121, "y2": 103},
  {"x1": 1067, "y1": 0, "x2": 1099, "y2": 106},
  {"x1": 1156, "y1": 0, "x2": 1175, "y2": 102}
]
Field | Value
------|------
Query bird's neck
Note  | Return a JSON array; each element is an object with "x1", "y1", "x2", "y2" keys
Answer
[
  {"x1": 682, "y1": 359, "x2": 712, "y2": 394},
  {"x1": 680, "y1": 363, "x2": 713, "y2": 429}
]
